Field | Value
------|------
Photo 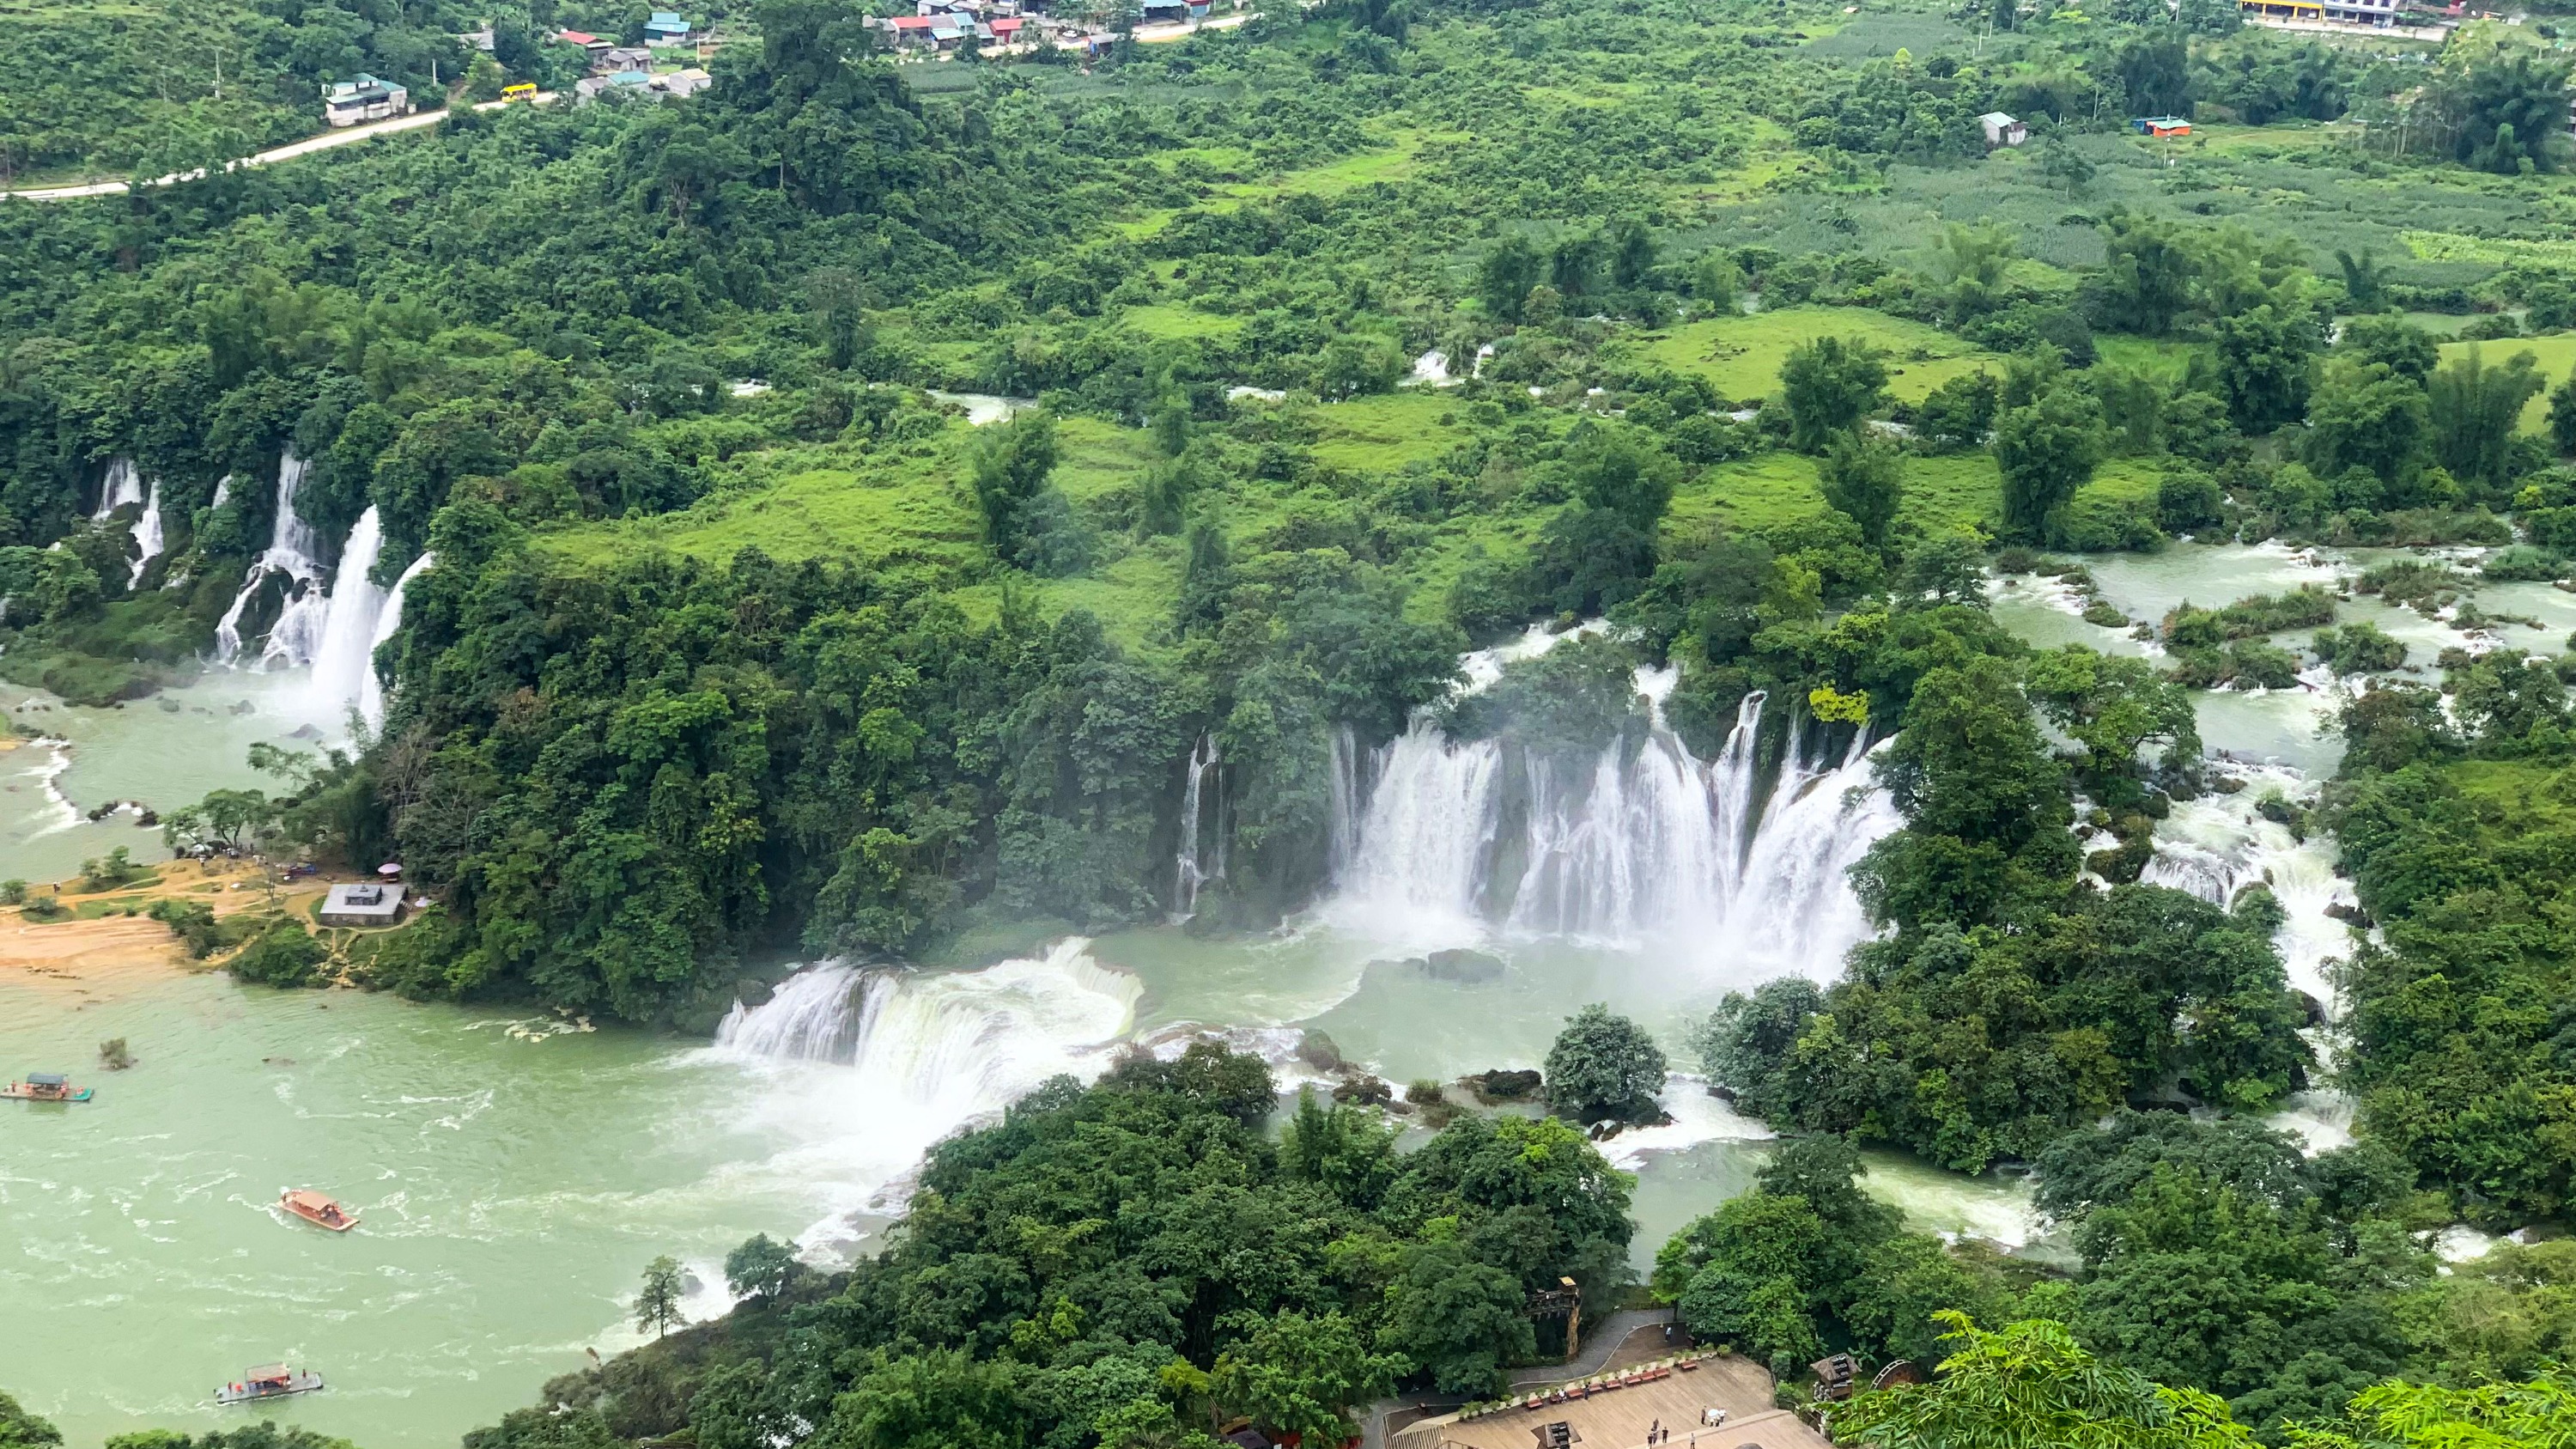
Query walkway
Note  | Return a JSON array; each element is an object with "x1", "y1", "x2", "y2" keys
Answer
[{"x1": 3, "y1": 92, "x2": 559, "y2": 202}]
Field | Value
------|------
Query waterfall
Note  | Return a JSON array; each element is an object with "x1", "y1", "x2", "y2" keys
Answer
[
  {"x1": 91, "y1": 458, "x2": 144, "y2": 521},
  {"x1": 304, "y1": 507, "x2": 390, "y2": 714},
  {"x1": 2141, "y1": 764, "x2": 2354, "y2": 1010},
  {"x1": 357, "y1": 551, "x2": 434, "y2": 727},
  {"x1": 1327, "y1": 676, "x2": 1898, "y2": 974},
  {"x1": 126, "y1": 480, "x2": 164, "y2": 587},
  {"x1": 706, "y1": 940, "x2": 1143, "y2": 1227},
  {"x1": 210, "y1": 475, "x2": 233, "y2": 511},
  {"x1": 1174, "y1": 733, "x2": 1224, "y2": 917},
  {"x1": 217, "y1": 451, "x2": 327, "y2": 665}
]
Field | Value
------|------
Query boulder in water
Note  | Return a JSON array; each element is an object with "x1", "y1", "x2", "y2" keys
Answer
[
  {"x1": 1296, "y1": 1029, "x2": 1343, "y2": 1072},
  {"x1": 1424, "y1": 947, "x2": 1505, "y2": 983},
  {"x1": 288, "y1": 723, "x2": 324, "y2": 740},
  {"x1": 1469, "y1": 1068, "x2": 1542, "y2": 1101}
]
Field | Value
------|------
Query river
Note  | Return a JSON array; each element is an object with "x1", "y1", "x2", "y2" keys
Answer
[{"x1": 0, "y1": 539, "x2": 2497, "y2": 1447}]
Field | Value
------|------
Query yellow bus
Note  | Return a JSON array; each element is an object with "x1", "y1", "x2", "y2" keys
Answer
[{"x1": 501, "y1": 82, "x2": 537, "y2": 102}]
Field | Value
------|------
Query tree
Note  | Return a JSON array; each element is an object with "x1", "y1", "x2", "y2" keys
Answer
[
  {"x1": 0, "y1": 1392, "x2": 60, "y2": 1449},
  {"x1": 465, "y1": 53, "x2": 507, "y2": 101},
  {"x1": 2445, "y1": 50, "x2": 2572, "y2": 174},
  {"x1": 1214, "y1": 1312, "x2": 1400, "y2": 1446},
  {"x1": 1689, "y1": 977, "x2": 1826, "y2": 1123},
  {"x1": 1544, "y1": 1003, "x2": 1667, "y2": 1121},
  {"x1": 2116, "y1": 32, "x2": 2190, "y2": 119},
  {"x1": 2214, "y1": 300, "x2": 2318, "y2": 434},
  {"x1": 970, "y1": 411, "x2": 1087, "y2": 575},
  {"x1": 2549, "y1": 366, "x2": 2576, "y2": 454},
  {"x1": 161, "y1": 788, "x2": 276, "y2": 855},
  {"x1": 1609, "y1": 218, "x2": 1656, "y2": 289},
  {"x1": 1564, "y1": 429, "x2": 1679, "y2": 533},
  {"x1": 1692, "y1": 251, "x2": 1741, "y2": 314},
  {"x1": 2023, "y1": 646, "x2": 2200, "y2": 809},
  {"x1": 1379, "y1": 1240, "x2": 1536, "y2": 1395},
  {"x1": 2428, "y1": 346, "x2": 2545, "y2": 488},
  {"x1": 1995, "y1": 383, "x2": 2104, "y2": 542},
  {"x1": 1821, "y1": 433, "x2": 1905, "y2": 548},
  {"x1": 2295, "y1": 1373, "x2": 2576, "y2": 1449},
  {"x1": 2300, "y1": 360, "x2": 2427, "y2": 488},
  {"x1": 1915, "y1": 372, "x2": 1998, "y2": 452},
  {"x1": 635, "y1": 1255, "x2": 685, "y2": 1337},
  {"x1": 2096, "y1": 214, "x2": 2202, "y2": 337},
  {"x1": 1479, "y1": 235, "x2": 1541, "y2": 323},
  {"x1": 723, "y1": 1233, "x2": 798, "y2": 1301},
  {"x1": 2337, "y1": 313, "x2": 2439, "y2": 381},
  {"x1": 1833, "y1": 1315, "x2": 2262, "y2": 1449},
  {"x1": 1779, "y1": 337, "x2": 1890, "y2": 452}
]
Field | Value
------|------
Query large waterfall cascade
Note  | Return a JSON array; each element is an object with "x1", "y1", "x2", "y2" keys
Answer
[
  {"x1": 304, "y1": 506, "x2": 389, "y2": 713},
  {"x1": 90, "y1": 458, "x2": 144, "y2": 521},
  {"x1": 210, "y1": 454, "x2": 425, "y2": 720},
  {"x1": 1327, "y1": 667, "x2": 1900, "y2": 971},
  {"x1": 707, "y1": 940, "x2": 1143, "y2": 1230}
]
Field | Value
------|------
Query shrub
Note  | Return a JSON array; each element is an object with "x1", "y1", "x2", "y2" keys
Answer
[
  {"x1": 228, "y1": 921, "x2": 328, "y2": 989},
  {"x1": 1544, "y1": 1003, "x2": 1668, "y2": 1122}
]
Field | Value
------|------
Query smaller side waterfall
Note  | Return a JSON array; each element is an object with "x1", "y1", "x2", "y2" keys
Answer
[
  {"x1": 210, "y1": 475, "x2": 234, "y2": 511},
  {"x1": 1174, "y1": 733, "x2": 1224, "y2": 917},
  {"x1": 126, "y1": 480, "x2": 165, "y2": 587},
  {"x1": 218, "y1": 451, "x2": 327, "y2": 665},
  {"x1": 304, "y1": 507, "x2": 390, "y2": 712},
  {"x1": 357, "y1": 551, "x2": 434, "y2": 727},
  {"x1": 91, "y1": 459, "x2": 144, "y2": 521}
]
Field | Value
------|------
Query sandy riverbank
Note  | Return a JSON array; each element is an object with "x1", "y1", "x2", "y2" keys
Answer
[{"x1": 0, "y1": 861, "x2": 331, "y2": 996}]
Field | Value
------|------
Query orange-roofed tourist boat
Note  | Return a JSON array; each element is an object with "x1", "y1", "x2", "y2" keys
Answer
[
  {"x1": 280, "y1": 1189, "x2": 358, "y2": 1232},
  {"x1": 216, "y1": 1365, "x2": 324, "y2": 1405},
  {"x1": 3, "y1": 1073, "x2": 91, "y2": 1102}
]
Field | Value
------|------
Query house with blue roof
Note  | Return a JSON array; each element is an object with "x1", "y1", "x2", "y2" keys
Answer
[{"x1": 644, "y1": 11, "x2": 691, "y2": 44}]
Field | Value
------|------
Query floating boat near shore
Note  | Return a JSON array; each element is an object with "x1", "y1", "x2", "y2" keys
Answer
[
  {"x1": 216, "y1": 1365, "x2": 324, "y2": 1405},
  {"x1": 3, "y1": 1073, "x2": 92, "y2": 1102},
  {"x1": 280, "y1": 1189, "x2": 358, "y2": 1231}
]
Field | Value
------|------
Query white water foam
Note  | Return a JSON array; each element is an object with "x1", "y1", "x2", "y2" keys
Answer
[
  {"x1": 1327, "y1": 689, "x2": 1898, "y2": 976},
  {"x1": 357, "y1": 551, "x2": 434, "y2": 727},
  {"x1": 703, "y1": 939, "x2": 1142, "y2": 1254},
  {"x1": 302, "y1": 507, "x2": 389, "y2": 717},
  {"x1": 126, "y1": 480, "x2": 164, "y2": 587},
  {"x1": 90, "y1": 459, "x2": 144, "y2": 521},
  {"x1": 218, "y1": 451, "x2": 326, "y2": 666}
]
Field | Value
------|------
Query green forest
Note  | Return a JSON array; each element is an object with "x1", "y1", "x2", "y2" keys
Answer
[{"x1": 11, "y1": 0, "x2": 2576, "y2": 1440}]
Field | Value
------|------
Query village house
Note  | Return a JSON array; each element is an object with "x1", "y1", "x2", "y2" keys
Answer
[
  {"x1": 1978, "y1": 111, "x2": 2027, "y2": 148},
  {"x1": 323, "y1": 74, "x2": 410, "y2": 127},
  {"x1": 599, "y1": 46, "x2": 654, "y2": 71},
  {"x1": 645, "y1": 11, "x2": 693, "y2": 44}
]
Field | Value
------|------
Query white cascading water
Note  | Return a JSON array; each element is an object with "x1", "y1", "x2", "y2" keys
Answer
[
  {"x1": 2143, "y1": 762, "x2": 2364, "y2": 1156},
  {"x1": 303, "y1": 506, "x2": 390, "y2": 715},
  {"x1": 217, "y1": 450, "x2": 328, "y2": 665},
  {"x1": 707, "y1": 938, "x2": 1142, "y2": 1241},
  {"x1": 90, "y1": 458, "x2": 144, "y2": 521},
  {"x1": 125, "y1": 480, "x2": 164, "y2": 587},
  {"x1": 357, "y1": 551, "x2": 434, "y2": 727},
  {"x1": 1329, "y1": 679, "x2": 1899, "y2": 974},
  {"x1": 1174, "y1": 732, "x2": 1224, "y2": 917}
]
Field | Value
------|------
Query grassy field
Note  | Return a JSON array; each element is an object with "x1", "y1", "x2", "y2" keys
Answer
[
  {"x1": 1633, "y1": 307, "x2": 2004, "y2": 405},
  {"x1": 1307, "y1": 391, "x2": 1472, "y2": 472}
]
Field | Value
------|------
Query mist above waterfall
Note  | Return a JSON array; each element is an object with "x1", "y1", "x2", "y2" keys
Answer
[{"x1": 704, "y1": 939, "x2": 1142, "y2": 1245}]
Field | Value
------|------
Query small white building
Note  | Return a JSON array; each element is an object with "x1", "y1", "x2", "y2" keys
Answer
[
  {"x1": 319, "y1": 882, "x2": 405, "y2": 927},
  {"x1": 1979, "y1": 111, "x2": 2028, "y2": 149},
  {"x1": 323, "y1": 74, "x2": 411, "y2": 128}
]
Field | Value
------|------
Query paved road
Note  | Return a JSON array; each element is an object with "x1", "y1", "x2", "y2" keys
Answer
[
  {"x1": 1362, "y1": 1310, "x2": 1675, "y2": 1449},
  {"x1": 3, "y1": 91, "x2": 560, "y2": 202}
]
